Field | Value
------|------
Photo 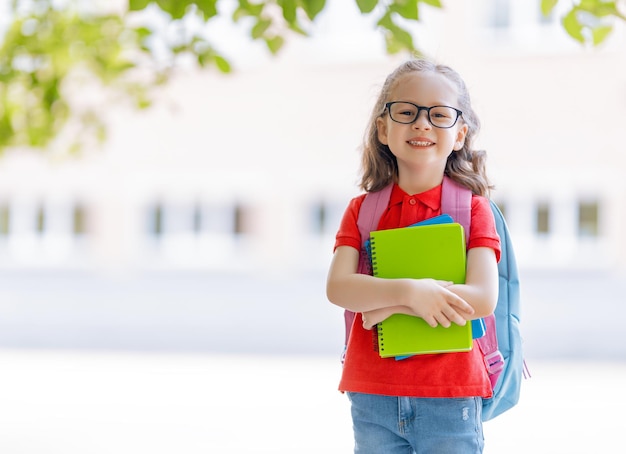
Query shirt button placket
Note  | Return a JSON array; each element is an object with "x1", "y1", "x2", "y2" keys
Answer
[{"x1": 400, "y1": 197, "x2": 419, "y2": 226}]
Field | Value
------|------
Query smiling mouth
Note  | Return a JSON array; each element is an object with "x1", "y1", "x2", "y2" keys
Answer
[{"x1": 408, "y1": 140, "x2": 434, "y2": 146}]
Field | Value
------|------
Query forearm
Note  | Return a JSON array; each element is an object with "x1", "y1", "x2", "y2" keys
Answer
[
  {"x1": 446, "y1": 284, "x2": 496, "y2": 319},
  {"x1": 327, "y1": 246, "x2": 476, "y2": 328},
  {"x1": 326, "y1": 272, "x2": 408, "y2": 313},
  {"x1": 362, "y1": 305, "x2": 414, "y2": 329},
  {"x1": 448, "y1": 247, "x2": 499, "y2": 319},
  {"x1": 326, "y1": 246, "x2": 409, "y2": 313}
]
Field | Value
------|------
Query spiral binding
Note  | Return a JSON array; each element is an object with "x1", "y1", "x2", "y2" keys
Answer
[
  {"x1": 376, "y1": 323, "x2": 385, "y2": 353},
  {"x1": 369, "y1": 237, "x2": 378, "y2": 275}
]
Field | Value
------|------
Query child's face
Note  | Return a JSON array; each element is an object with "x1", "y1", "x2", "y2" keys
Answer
[{"x1": 376, "y1": 71, "x2": 468, "y2": 179}]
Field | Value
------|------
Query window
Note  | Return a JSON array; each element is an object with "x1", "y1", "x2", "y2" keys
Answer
[
  {"x1": 147, "y1": 201, "x2": 248, "y2": 237},
  {"x1": 73, "y1": 205, "x2": 87, "y2": 235},
  {"x1": 36, "y1": 204, "x2": 45, "y2": 234},
  {"x1": 150, "y1": 203, "x2": 163, "y2": 237},
  {"x1": 308, "y1": 200, "x2": 344, "y2": 236},
  {"x1": 193, "y1": 203, "x2": 203, "y2": 234},
  {"x1": 233, "y1": 203, "x2": 248, "y2": 235},
  {"x1": 578, "y1": 201, "x2": 599, "y2": 237},
  {"x1": 489, "y1": 0, "x2": 511, "y2": 28},
  {"x1": 201, "y1": 203, "x2": 236, "y2": 234},
  {"x1": 310, "y1": 201, "x2": 326, "y2": 235},
  {"x1": 538, "y1": 3, "x2": 555, "y2": 24},
  {"x1": 536, "y1": 202, "x2": 550, "y2": 235},
  {"x1": 0, "y1": 204, "x2": 9, "y2": 235}
]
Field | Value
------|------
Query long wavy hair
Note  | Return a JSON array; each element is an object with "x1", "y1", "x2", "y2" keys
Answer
[{"x1": 359, "y1": 59, "x2": 492, "y2": 197}]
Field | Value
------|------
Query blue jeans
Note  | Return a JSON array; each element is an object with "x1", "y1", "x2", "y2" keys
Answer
[{"x1": 347, "y1": 392, "x2": 484, "y2": 454}]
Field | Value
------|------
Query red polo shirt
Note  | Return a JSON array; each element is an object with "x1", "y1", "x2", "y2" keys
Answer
[{"x1": 334, "y1": 183, "x2": 501, "y2": 398}]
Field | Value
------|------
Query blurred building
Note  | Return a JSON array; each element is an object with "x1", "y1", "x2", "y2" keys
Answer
[{"x1": 0, "y1": 0, "x2": 624, "y2": 275}]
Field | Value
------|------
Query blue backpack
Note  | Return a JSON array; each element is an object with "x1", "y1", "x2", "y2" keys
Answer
[{"x1": 344, "y1": 176, "x2": 527, "y2": 421}]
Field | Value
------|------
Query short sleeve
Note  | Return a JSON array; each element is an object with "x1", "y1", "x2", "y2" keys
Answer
[
  {"x1": 333, "y1": 194, "x2": 366, "y2": 252},
  {"x1": 469, "y1": 195, "x2": 501, "y2": 262}
]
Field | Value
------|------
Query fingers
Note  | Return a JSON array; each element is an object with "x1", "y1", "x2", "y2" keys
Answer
[
  {"x1": 425, "y1": 310, "x2": 467, "y2": 329},
  {"x1": 447, "y1": 292, "x2": 474, "y2": 317},
  {"x1": 438, "y1": 309, "x2": 467, "y2": 328},
  {"x1": 426, "y1": 292, "x2": 473, "y2": 328},
  {"x1": 435, "y1": 280, "x2": 454, "y2": 288},
  {"x1": 423, "y1": 314, "x2": 439, "y2": 328}
]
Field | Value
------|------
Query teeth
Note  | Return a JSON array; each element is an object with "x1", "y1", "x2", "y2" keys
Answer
[{"x1": 409, "y1": 141, "x2": 433, "y2": 146}]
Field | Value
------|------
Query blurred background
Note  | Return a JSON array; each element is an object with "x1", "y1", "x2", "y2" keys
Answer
[{"x1": 0, "y1": 0, "x2": 625, "y2": 452}]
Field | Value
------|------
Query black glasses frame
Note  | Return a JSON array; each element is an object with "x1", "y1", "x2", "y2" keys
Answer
[{"x1": 383, "y1": 101, "x2": 463, "y2": 129}]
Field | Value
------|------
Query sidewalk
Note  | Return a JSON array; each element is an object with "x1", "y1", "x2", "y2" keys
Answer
[{"x1": 0, "y1": 349, "x2": 622, "y2": 453}]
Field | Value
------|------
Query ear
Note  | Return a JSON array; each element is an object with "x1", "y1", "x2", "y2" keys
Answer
[
  {"x1": 453, "y1": 123, "x2": 469, "y2": 151},
  {"x1": 376, "y1": 116, "x2": 389, "y2": 145}
]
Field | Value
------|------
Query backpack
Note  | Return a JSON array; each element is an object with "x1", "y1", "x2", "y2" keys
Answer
[{"x1": 343, "y1": 176, "x2": 527, "y2": 421}]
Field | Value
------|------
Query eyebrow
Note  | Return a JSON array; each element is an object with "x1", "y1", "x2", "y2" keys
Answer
[{"x1": 393, "y1": 100, "x2": 458, "y2": 107}]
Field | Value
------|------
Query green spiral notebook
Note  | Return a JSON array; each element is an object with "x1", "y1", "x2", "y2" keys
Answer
[{"x1": 369, "y1": 222, "x2": 473, "y2": 358}]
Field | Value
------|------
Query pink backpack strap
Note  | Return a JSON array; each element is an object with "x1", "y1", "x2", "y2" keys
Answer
[
  {"x1": 356, "y1": 184, "x2": 393, "y2": 274},
  {"x1": 442, "y1": 177, "x2": 505, "y2": 388},
  {"x1": 441, "y1": 176, "x2": 471, "y2": 243},
  {"x1": 344, "y1": 184, "x2": 393, "y2": 346},
  {"x1": 480, "y1": 314, "x2": 505, "y2": 388}
]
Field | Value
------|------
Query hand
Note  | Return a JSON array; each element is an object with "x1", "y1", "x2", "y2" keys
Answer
[{"x1": 401, "y1": 279, "x2": 474, "y2": 328}]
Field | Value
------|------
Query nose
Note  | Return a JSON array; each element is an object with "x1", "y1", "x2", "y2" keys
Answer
[{"x1": 412, "y1": 109, "x2": 431, "y2": 129}]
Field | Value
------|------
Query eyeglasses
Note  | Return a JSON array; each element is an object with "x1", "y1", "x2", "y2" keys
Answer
[{"x1": 383, "y1": 102, "x2": 463, "y2": 129}]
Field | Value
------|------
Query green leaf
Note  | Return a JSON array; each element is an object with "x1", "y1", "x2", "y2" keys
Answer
[
  {"x1": 156, "y1": 0, "x2": 189, "y2": 19},
  {"x1": 129, "y1": 0, "x2": 152, "y2": 11},
  {"x1": 265, "y1": 35, "x2": 285, "y2": 54},
  {"x1": 562, "y1": 8, "x2": 585, "y2": 43},
  {"x1": 390, "y1": 1, "x2": 419, "y2": 20},
  {"x1": 419, "y1": 0, "x2": 442, "y2": 7},
  {"x1": 356, "y1": 0, "x2": 378, "y2": 14},
  {"x1": 593, "y1": 2, "x2": 619, "y2": 18},
  {"x1": 540, "y1": 0, "x2": 559, "y2": 17},
  {"x1": 133, "y1": 26, "x2": 153, "y2": 40},
  {"x1": 232, "y1": 2, "x2": 264, "y2": 21},
  {"x1": 377, "y1": 12, "x2": 415, "y2": 52},
  {"x1": 197, "y1": 47, "x2": 213, "y2": 66},
  {"x1": 232, "y1": 7, "x2": 247, "y2": 21},
  {"x1": 287, "y1": 21, "x2": 309, "y2": 36},
  {"x1": 592, "y1": 24, "x2": 613, "y2": 44},
  {"x1": 577, "y1": 0, "x2": 619, "y2": 17},
  {"x1": 301, "y1": 0, "x2": 326, "y2": 20},
  {"x1": 383, "y1": 32, "x2": 404, "y2": 54},
  {"x1": 213, "y1": 55, "x2": 232, "y2": 73},
  {"x1": 278, "y1": 0, "x2": 297, "y2": 23},
  {"x1": 278, "y1": 0, "x2": 297, "y2": 24},
  {"x1": 251, "y1": 18, "x2": 272, "y2": 39},
  {"x1": 390, "y1": 26, "x2": 414, "y2": 50},
  {"x1": 195, "y1": 0, "x2": 219, "y2": 20},
  {"x1": 377, "y1": 10, "x2": 393, "y2": 28}
]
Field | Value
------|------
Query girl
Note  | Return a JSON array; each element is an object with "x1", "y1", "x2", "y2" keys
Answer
[{"x1": 326, "y1": 59, "x2": 501, "y2": 453}]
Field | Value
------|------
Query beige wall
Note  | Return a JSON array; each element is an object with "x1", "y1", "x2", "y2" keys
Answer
[{"x1": 0, "y1": 1, "x2": 624, "y2": 274}]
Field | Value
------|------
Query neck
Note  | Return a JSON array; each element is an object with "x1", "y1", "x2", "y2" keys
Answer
[{"x1": 396, "y1": 166, "x2": 445, "y2": 195}]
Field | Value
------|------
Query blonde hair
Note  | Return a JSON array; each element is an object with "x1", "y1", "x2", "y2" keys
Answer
[{"x1": 359, "y1": 59, "x2": 492, "y2": 196}]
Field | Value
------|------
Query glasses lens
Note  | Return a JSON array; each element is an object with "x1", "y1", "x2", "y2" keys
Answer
[
  {"x1": 429, "y1": 106, "x2": 457, "y2": 128},
  {"x1": 388, "y1": 102, "x2": 418, "y2": 124}
]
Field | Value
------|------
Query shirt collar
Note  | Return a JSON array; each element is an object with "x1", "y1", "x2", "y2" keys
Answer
[{"x1": 389, "y1": 183, "x2": 442, "y2": 211}]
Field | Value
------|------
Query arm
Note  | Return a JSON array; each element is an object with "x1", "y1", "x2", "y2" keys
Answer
[
  {"x1": 326, "y1": 245, "x2": 475, "y2": 329},
  {"x1": 447, "y1": 246, "x2": 499, "y2": 319},
  {"x1": 356, "y1": 246, "x2": 499, "y2": 328}
]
